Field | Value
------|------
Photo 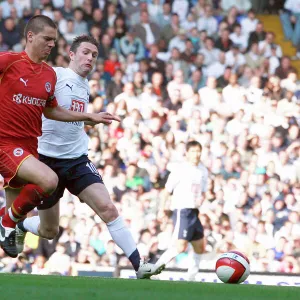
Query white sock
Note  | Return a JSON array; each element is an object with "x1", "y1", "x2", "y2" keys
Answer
[
  {"x1": 187, "y1": 252, "x2": 201, "y2": 280},
  {"x1": 8, "y1": 207, "x2": 21, "y2": 223},
  {"x1": 107, "y1": 216, "x2": 137, "y2": 258},
  {"x1": 23, "y1": 216, "x2": 40, "y2": 236},
  {"x1": 155, "y1": 246, "x2": 178, "y2": 267}
]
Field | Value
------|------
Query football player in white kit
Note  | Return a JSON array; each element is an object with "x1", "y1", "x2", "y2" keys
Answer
[
  {"x1": 15, "y1": 35, "x2": 164, "y2": 279},
  {"x1": 154, "y1": 141, "x2": 208, "y2": 281}
]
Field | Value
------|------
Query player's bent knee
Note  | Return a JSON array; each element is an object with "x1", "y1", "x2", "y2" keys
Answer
[
  {"x1": 39, "y1": 172, "x2": 58, "y2": 195},
  {"x1": 39, "y1": 226, "x2": 59, "y2": 240},
  {"x1": 101, "y1": 203, "x2": 119, "y2": 223}
]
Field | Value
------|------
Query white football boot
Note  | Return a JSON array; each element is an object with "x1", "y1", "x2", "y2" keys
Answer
[{"x1": 136, "y1": 260, "x2": 165, "y2": 279}]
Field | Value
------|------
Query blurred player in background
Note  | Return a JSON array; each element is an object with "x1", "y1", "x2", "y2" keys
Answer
[
  {"x1": 15, "y1": 35, "x2": 164, "y2": 279},
  {"x1": 0, "y1": 16, "x2": 119, "y2": 258},
  {"x1": 155, "y1": 141, "x2": 208, "y2": 281}
]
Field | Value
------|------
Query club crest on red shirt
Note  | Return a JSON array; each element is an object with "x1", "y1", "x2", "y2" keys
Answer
[
  {"x1": 13, "y1": 148, "x2": 24, "y2": 157},
  {"x1": 45, "y1": 82, "x2": 51, "y2": 93}
]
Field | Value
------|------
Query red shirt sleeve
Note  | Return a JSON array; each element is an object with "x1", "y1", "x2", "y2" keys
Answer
[{"x1": 0, "y1": 52, "x2": 15, "y2": 74}]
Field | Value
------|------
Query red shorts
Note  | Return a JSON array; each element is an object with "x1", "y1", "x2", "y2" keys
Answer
[{"x1": 0, "y1": 139, "x2": 38, "y2": 189}]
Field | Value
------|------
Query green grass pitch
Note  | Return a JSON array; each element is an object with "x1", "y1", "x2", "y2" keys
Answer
[{"x1": 0, "y1": 274, "x2": 298, "y2": 300}]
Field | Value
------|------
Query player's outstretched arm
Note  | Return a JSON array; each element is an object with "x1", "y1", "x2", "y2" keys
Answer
[{"x1": 43, "y1": 105, "x2": 121, "y2": 125}]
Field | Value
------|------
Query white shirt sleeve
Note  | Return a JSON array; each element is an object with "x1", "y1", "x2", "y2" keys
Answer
[{"x1": 165, "y1": 167, "x2": 180, "y2": 193}]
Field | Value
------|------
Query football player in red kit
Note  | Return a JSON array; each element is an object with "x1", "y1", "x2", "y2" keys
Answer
[{"x1": 0, "y1": 15, "x2": 120, "y2": 257}]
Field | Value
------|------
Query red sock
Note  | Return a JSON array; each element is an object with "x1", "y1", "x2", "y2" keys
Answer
[
  {"x1": 0, "y1": 206, "x2": 5, "y2": 217},
  {"x1": 2, "y1": 184, "x2": 50, "y2": 228}
]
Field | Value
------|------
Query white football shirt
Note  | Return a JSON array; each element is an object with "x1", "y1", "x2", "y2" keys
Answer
[
  {"x1": 38, "y1": 67, "x2": 90, "y2": 159},
  {"x1": 165, "y1": 162, "x2": 208, "y2": 210}
]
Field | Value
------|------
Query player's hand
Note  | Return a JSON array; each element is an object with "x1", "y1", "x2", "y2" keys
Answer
[{"x1": 89, "y1": 112, "x2": 121, "y2": 125}]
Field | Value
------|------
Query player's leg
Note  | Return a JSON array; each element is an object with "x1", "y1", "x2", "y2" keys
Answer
[
  {"x1": 77, "y1": 182, "x2": 163, "y2": 278},
  {"x1": 15, "y1": 170, "x2": 66, "y2": 253},
  {"x1": 155, "y1": 240, "x2": 189, "y2": 269},
  {"x1": 155, "y1": 209, "x2": 189, "y2": 270},
  {"x1": 66, "y1": 157, "x2": 141, "y2": 265},
  {"x1": 0, "y1": 156, "x2": 58, "y2": 257},
  {"x1": 187, "y1": 238, "x2": 205, "y2": 281},
  {"x1": 0, "y1": 187, "x2": 22, "y2": 215},
  {"x1": 16, "y1": 155, "x2": 93, "y2": 252},
  {"x1": 186, "y1": 215, "x2": 205, "y2": 281},
  {"x1": 2, "y1": 156, "x2": 58, "y2": 227},
  {"x1": 16, "y1": 202, "x2": 61, "y2": 253}
]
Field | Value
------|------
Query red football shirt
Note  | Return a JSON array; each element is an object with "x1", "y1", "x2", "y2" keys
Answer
[{"x1": 0, "y1": 51, "x2": 58, "y2": 143}]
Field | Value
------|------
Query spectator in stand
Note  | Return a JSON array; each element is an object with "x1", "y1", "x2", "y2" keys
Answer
[
  {"x1": 217, "y1": 66, "x2": 232, "y2": 88},
  {"x1": 72, "y1": 8, "x2": 88, "y2": 36},
  {"x1": 152, "y1": 2, "x2": 170, "y2": 29},
  {"x1": 229, "y1": 24, "x2": 248, "y2": 53},
  {"x1": 0, "y1": 0, "x2": 23, "y2": 18},
  {"x1": 280, "y1": 0, "x2": 300, "y2": 47},
  {"x1": 132, "y1": 10, "x2": 160, "y2": 49},
  {"x1": 168, "y1": 28, "x2": 187, "y2": 54},
  {"x1": 98, "y1": 33, "x2": 113, "y2": 60},
  {"x1": 167, "y1": 48, "x2": 190, "y2": 81},
  {"x1": 105, "y1": 2, "x2": 118, "y2": 28},
  {"x1": 199, "y1": 37, "x2": 220, "y2": 66},
  {"x1": 146, "y1": 44, "x2": 165, "y2": 76},
  {"x1": 167, "y1": 69, "x2": 194, "y2": 101},
  {"x1": 248, "y1": 21, "x2": 266, "y2": 47},
  {"x1": 61, "y1": 0, "x2": 73, "y2": 19},
  {"x1": 259, "y1": 31, "x2": 283, "y2": 58},
  {"x1": 275, "y1": 56, "x2": 297, "y2": 80},
  {"x1": 64, "y1": 19, "x2": 76, "y2": 45},
  {"x1": 118, "y1": 28, "x2": 145, "y2": 61},
  {"x1": 241, "y1": 9, "x2": 259, "y2": 36},
  {"x1": 1, "y1": 17, "x2": 20, "y2": 49},
  {"x1": 207, "y1": 51, "x2": 227, "y2": 79},
  {"x1": 245, "y1": 42, "x2": 265, "y2": 70},
  {"x1": 53, "y1": 9, "x2": 67, "y2": 35},
  {"x1": 106, "y1": 69, "x2": 125, "y2": 104},
  {"x1": 160, "y1": 13, "x2": 180, "y2": 50},
  {"x1": 88, "y1": 8, "x2": 108, "y2": 32},
  {"x1": 199, "y1": 77, "x2": 220, "y2": 111},
  {"x1": 215, "y1": 28, "x2": 233, "y2": 52},
  {"x1": 222, "y1": 6, "x2": 239, "y2": 32},
  {"x1": 197, "y1": 4, "x2": 218, "y2": 37},
  {"x1": 225, "y1": 44, "x2": 246, "y2": 72},
  {"x1": 220, "y1": 0, "x2": 252, "y2": 14}
]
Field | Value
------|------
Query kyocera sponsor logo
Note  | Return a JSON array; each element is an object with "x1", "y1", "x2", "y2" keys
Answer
[{"x1": 13, "y1": 93, "x2": 47, "y2": 107}]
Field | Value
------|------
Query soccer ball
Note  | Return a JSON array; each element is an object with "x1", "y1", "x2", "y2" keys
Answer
[{"x1": 215, "y1": 251, "x2": 250, "y2": 284}]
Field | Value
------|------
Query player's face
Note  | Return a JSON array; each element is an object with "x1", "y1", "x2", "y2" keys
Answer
[
  {"x1": 186, "y1": 145, "x2": 202, "y2": 166},
  {"x1": 29, "y1": 26, "x2": 57, "y2": 61},
  {"x1": 70, "y1": 42, "x2": 98, "y2": 77}
]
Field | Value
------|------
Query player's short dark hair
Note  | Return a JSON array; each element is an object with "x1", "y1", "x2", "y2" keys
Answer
[
  {"x1": 24, "y1": 15, "x2": 57, "y2": 40},
  {"x1": 186, "y1": 140, "x2": 202, "y2": 152},
  {"x1": 70, "y1": 35, "x2": 99, "y2": 53}
]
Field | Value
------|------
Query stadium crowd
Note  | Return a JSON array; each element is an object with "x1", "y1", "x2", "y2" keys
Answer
[{"x1": 0, "y1": 0, "x2": 299, "y2": 276}]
